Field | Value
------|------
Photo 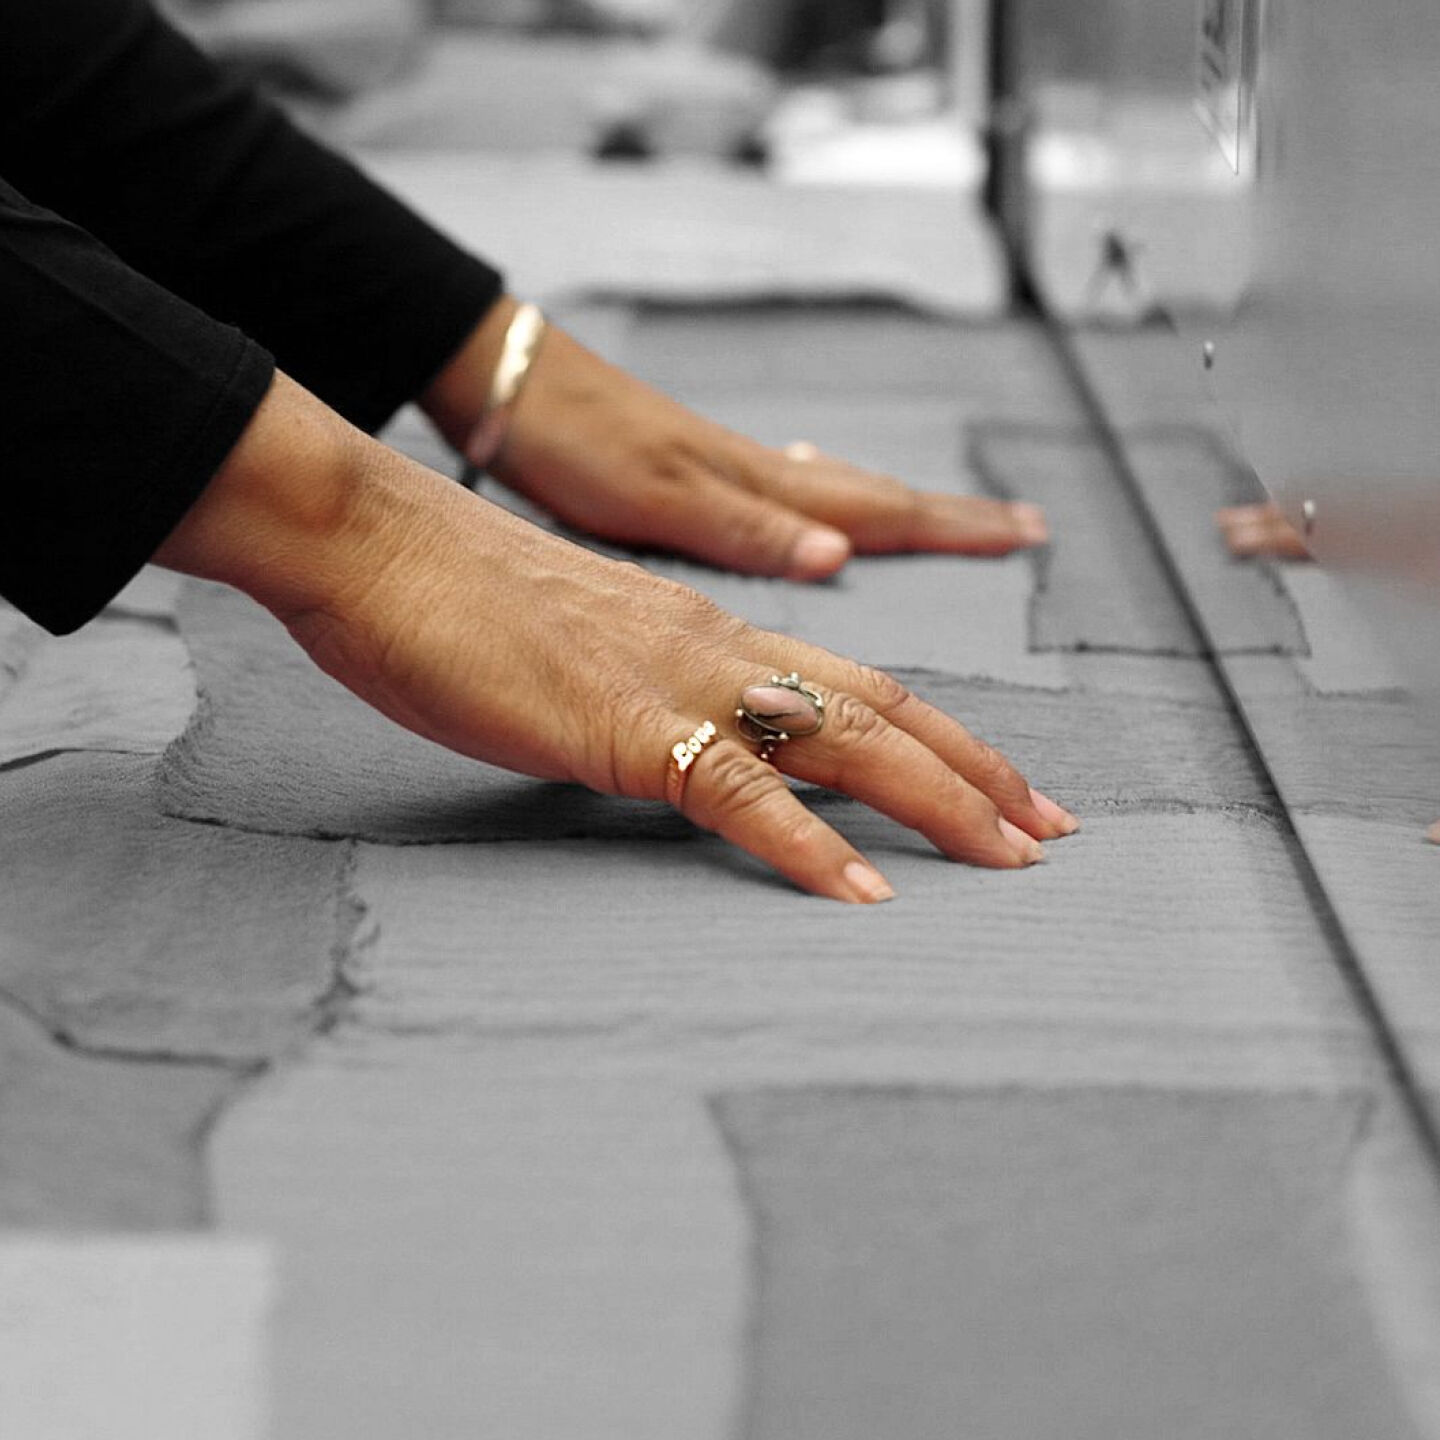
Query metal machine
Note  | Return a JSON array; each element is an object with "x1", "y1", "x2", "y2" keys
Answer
[{"x1": 1011, "y1": 0, "x2": 1440, "y2": 693}]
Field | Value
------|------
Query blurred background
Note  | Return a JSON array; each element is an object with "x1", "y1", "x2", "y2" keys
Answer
[{"x1": 154, "y1": 0, "x2": 976, "y2": 170}]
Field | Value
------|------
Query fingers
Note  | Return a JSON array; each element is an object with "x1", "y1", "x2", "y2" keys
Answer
[
  {"x1": 871, "y1": 681, "x2": 1080, "y2": 842},
  {"x1": 1216, "y1": 502, "x2": 1311, "y2": 559},
  {"x1": 757, "y1": 650, "x2": 1079, "y2": 843},
  {"x1": 637, "y1": 458, "x2": 854, "y2": 580},
  {"x1": 770, "y1": 691, "x2": 1045, "y2": 868},
  {"x1": 751, "y1": 441, "x2": 1049, "y2": 556},
  {"x1": 668, "y1": 675, "x2": 1060, "y2": 901},
  {"x1": 676, "y1": 739, "x2": 897, "y2": 903}
]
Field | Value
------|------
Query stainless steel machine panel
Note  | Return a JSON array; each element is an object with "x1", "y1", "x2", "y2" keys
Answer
[
  {"x1": 1022, "y1": 0, "x2": 1440, "y2": 696},
  {"x1": 1200, "y1": 0, "x2": 1440, "y2": 698}
]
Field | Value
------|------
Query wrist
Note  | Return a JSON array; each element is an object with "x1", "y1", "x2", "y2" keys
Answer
[
  {"x1": 153, "y1": 371, "x2": 411, "y2": 626},
  {"x1": 419, "y1": 293, "x2": 520, "y2": 452}
]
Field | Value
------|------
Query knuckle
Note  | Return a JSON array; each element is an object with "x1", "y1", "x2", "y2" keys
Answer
[
  {"x1": 721, "y1": 505, "x2": 793, "y2": 566},
  {"x1": 680, "y1": 591, "x2": 752, "y2": 648},
  {"x1": 853, "y1": 663, "x2": 911, "y2": 714},
  {"x1": 596, "y1": 684, "x2": 668, "y2": 793},
  {"x1": 772, "y1": 812, "x2": 827, "y2": 866},
  {"x1": 700, "y1": 744, "x2": 781, "y2": 820},
  {"x1": 828, "y1": 692, "x2": 888, "y2": 746},
  {"x1": 968, "y1": 736, "x2": 1028, "y2": 798}
]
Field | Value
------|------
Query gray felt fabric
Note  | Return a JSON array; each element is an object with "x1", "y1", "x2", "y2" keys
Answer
[
  {"x1": 626, "y1": 311, "x2": 1080, "y2": 415},
  {"x1": 970, "y1": 422, "x2": 1307, "y2": 656},
  {"x1": 1120, "y1": 427, "x2": 1310, "y2": 655},
  {"x1": 970, "y1": 423, "x2": 1203, "y2": 654},
  {"x1": 343, "y1": 809, "x2": 1360, "y2": 1088},
  {"x1": 0, "y1": 603, "x2": 43, "y2": 694},
  {"x1": 0, "y1": 1000, "x2": 237, "y2": 1228},
  {"x1": 0, "y1": 613, "x2": 196, "y2": 767},
  {"x1": 1237, "y1": 689, "x2": 1440, "y2": 824},
  {"x1": 0, "y1": 752, "x2": 353, "y2": 1060},
  {"x1": 712, "y1": 1087, "x2": 1424, "y2": 1440}
]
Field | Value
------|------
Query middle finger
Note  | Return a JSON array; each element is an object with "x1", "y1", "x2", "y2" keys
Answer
[
  {"x1": 729, "y1": 669, "x2": 1045, "y2": 868},
  {"x1": 750, "y1": 646, "x2": 1079, "y2": 842}
]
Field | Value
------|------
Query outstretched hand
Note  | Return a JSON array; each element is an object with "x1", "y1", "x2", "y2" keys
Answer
[
  {"x1": 421, "y1": 297, "x2": 1049, "y2": 580},
  {"x1": 157, "y1": 373, "x2": 1078, "y2": 902}
]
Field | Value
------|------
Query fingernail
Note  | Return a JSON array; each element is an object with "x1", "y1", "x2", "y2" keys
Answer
[
  {"x1": 1029, "y1": 785, "x2": 1080, "y2": 835},
  {"x1": 1009, "y1": 502, "x2": 1049, "y2": 546},
  {"x1": 842, "y1": 859, "x2": 896, "y2": 903},
  {"x1": 1426, "y1": 821, "x2": 1440, "y2": 846},
  {"x1": 788, "y1": 528, "x2": 851, "y2": 579},
  {"x1": 998, "y1": 818, "x2": 1045, "y2": 865}
]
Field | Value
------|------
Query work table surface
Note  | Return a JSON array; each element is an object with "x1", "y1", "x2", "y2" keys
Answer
[{"x1": 3, "y1": 305, "x2": 1439, "y2": 1440}]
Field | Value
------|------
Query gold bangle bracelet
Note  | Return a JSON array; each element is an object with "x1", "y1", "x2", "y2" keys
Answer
[{"x1": 464, "y1": 301, "x2": 547, "y2": 471}]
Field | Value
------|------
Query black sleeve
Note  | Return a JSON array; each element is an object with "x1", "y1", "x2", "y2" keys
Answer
[
  {"x1": 0, "y1": 0, "x2": 503, "y2": 434},
  {"x1": 0, "y1": 177, "x2": 274, "y2": 634}
]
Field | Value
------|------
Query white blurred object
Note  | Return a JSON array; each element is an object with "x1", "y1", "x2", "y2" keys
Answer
[
  {"x1": 568, "y1": 0, "x2": 685, "y2": 28},
  {"x1": 764, "y1": 86, "x2": 981, "y2": 188},
  {"x1": 437, "y1": 0, "x2": 683, "y2": 31},
  {"x1": 359, "y1": 148, "x2": 1007, "y2": 313},
  {"x1": 158, "y1": 0, "x2": 426, "y2": 94},
  {"x1": 587, "y1": 38, "x2": 776, "y2": 156}
]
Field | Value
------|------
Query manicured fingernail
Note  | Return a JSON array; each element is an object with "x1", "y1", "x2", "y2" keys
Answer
[
  {"x1": 1426, "y1": 821, "x2": 1440, "y2": 846},
  {"x1": 842, "y1": 859, "x2": 896, "y2": 903},
  {"x1": 788, "y1": 528, "x2": 851, "y2": 579},
  {"x1": 1009, "y1": 502, "x2": 1049, "y2": 546},
  {"x1": 1029, "y1": 786, "x2": 1080, "y2": 835},
  {"x1": 998, "y1": 818, "x2": 1045, "y2": 864}
]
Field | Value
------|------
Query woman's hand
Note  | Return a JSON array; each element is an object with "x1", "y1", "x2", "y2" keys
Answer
[
  {"x1": 1216, "y1": 501, "x2": 1311, "y2": 559},
  {"x1": 421, "y1": 297, "x2": 1050, "y2": 581},
  {"x1": 157, "y1": 373, "x2": 1078, "y2": 902}
]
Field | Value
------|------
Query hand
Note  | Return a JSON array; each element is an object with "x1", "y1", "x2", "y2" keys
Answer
[
  {"x1": 1216, "y1": 501, "x2": 1311, "y2": 560},
  {"x1": 422, "y1": 297, "x2": 1050, "y2": 581},
  {"x1": 158, "y1": 374, "x2": 1078, "y2": 902}
]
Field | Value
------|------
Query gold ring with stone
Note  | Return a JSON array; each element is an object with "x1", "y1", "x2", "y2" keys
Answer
[
  {"x1": 735, "y1": 672, "x2": 826, "y2": 764},
  {"x1": 665, "y1": 719, "x2": 718, "y2": 808}
]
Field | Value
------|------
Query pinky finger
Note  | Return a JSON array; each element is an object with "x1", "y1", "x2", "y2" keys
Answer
[{"x1": 678, "y1": 739, "x2": 896, "y2": 903}]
